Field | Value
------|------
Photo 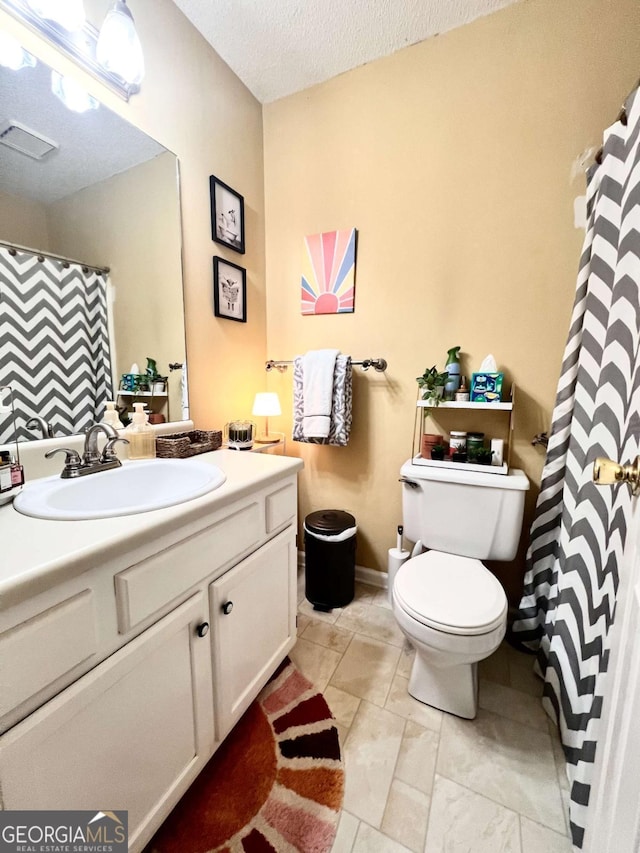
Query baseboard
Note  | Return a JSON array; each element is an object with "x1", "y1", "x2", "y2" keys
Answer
[
  {"x1": 297, "y1": 551, "x2": 388, "y2": 589},
  {"x1": 355, "y1": 565, "x2": 388, "y2": 589}
]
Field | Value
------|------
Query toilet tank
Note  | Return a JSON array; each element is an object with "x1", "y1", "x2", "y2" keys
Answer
[{"x1": 400, "y1": 460, "x2": 529, "y2": 561}]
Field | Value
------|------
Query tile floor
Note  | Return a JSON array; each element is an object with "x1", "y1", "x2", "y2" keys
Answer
[{"x1": 291, "y1": 573, "x2": 573, "y2": 853}]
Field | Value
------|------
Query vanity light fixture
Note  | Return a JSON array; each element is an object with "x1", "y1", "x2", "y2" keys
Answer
[
  {"x1": 26, "y1": 0, "x2": 85, "y2": 32},
  {"x1": 96, "y1": 0, "x2": 144, "y2": 88},
  {"x1": 0, "y1": 31, "x2": 36, "y2": 70},
  {"x1": 0, "y1": 0, "x2": 140, "y2": 100},
  {"x1": 51, "y1": 69, "x2": 99, "y2": 113},
  {"x1": 252, "y1": 392, "x2": 282, "y2": 443}
]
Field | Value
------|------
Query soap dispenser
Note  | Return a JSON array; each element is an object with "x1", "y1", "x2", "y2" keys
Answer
[
  {"x1": 102, "y1": 401, "x2": 121, "y2": 429},
  {"x1": 126, "y1": 402, "x2": 156, "y2": 460}
]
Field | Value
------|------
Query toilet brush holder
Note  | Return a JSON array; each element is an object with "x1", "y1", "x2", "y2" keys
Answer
[{"x1": 388, "y1": 547, "x2": 410, "y2": 605}]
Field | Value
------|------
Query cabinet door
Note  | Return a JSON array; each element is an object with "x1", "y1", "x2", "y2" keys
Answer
[
  {"x1": 0, "y1": 593, "x2": 214, "y2": 853},
  {"x1": 210, "y1": 526, "x2": 296, "y2": 739}
]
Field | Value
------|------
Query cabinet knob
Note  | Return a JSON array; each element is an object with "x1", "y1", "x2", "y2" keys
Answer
[
  {"x1": 196, "y1": 622, "x2": 210, "y2": 637},
  {"x1": 222, "y1": 601, "x2": 234, "y2": 615}
]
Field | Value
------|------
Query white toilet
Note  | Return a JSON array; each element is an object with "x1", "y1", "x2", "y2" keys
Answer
[{"x1": 392, "y1": 459, "x2": 530, "y2": 719}]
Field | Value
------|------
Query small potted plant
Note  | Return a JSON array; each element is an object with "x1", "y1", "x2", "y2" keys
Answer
[
  {"x1": 416, "y1": 366, "x2": 450, "y2": 406},
  {"x1": 475, "y1": 448, "x2": 494, "y2": 465},
  {"x1": 430, "y1": 444, "x2": 446, "y2": 461},
  {"x1": 145, "y1": 358, "x2": 167, "y2": 393}
]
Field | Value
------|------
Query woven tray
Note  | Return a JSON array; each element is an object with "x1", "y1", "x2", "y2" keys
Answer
[{"x1": 155, "y1": 429, "x2": 222, "y2": 459}]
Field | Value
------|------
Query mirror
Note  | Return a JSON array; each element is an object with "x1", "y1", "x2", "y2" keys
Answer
[{"x1": 0, "y1": 52, "x2": 187, "y2": 443}]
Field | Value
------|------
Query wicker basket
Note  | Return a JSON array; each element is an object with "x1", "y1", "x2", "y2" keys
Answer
[{"x1": 155, "y1": 429, "x2": 222, "y2": 459}]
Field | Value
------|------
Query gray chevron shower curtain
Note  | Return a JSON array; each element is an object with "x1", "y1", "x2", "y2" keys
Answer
[
  {"x1": 513, "y1": 87, "x2": 640, "y2": 848},
  {"x1": 0, "y1": 246, "x2": 113, "y2": 443}
]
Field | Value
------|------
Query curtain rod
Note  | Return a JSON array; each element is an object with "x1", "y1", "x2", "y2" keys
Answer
[
  {"x1": 266, "y1": 358, "x2": 388, "y2": 372},
  {"x1": 0, "y1": 239, "x2": 110, "y2": 275}
]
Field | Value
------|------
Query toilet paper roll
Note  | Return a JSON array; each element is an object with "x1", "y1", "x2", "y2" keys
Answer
[{"x1": 388, "y1": 547, "x2": 411, "y2": 605}]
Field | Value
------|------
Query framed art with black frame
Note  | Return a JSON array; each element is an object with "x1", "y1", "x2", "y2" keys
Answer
[
  {"x1": 213, "y1": 256, "x2": 247, "y2": 322},
  {"x1": 210, "y1": 175, "x2": 245, "y2": 254}
]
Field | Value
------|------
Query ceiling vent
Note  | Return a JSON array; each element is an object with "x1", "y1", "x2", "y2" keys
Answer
[{"x1": 0, "y1": 120, "x2": 58, "y2": 160}]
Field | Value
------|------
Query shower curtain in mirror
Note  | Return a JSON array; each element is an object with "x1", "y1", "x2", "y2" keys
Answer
[
  {"x1": 0, "y1": 246, "x2": 113, "y2": 444},
  {"x1": 513, "y1": 87, "x2": 640, "y2": 849}
]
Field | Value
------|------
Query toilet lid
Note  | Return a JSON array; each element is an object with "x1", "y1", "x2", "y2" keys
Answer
[{"x1": 394, "y1": 551, "x2": 507, "y2": 635}]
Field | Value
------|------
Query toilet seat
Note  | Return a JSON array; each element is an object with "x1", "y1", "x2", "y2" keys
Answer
[{"x1": 394, "y1": 551, "x2": 507, "y2": 636}]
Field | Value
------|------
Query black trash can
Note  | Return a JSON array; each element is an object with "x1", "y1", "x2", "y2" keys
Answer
[{"x1": 304, "y1": 509, "x2": 357, "y2": 611}]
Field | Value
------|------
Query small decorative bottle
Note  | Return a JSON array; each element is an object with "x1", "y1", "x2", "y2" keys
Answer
[
  {"x1": 102, "y1": 401, "x2": 121, "y2": 429},
  {"x1": 125, "y1": 402, "x2": 156, "y2": 460},
  {"x1": 10, "y1": 454, "x2": 24, "y2": 487},
  {"x1": 455, "y1": 376, "x2": 470, "y2": 402}
]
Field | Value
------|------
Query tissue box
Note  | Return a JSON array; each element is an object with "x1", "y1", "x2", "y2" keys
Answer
[{"x1": 471, "y1": 372, "x2": 504, "y2": 402}]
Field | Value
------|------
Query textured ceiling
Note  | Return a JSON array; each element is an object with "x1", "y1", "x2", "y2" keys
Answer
[
  {"x1": 171, "y1": 0, "x2": 521, "y2": 103},
  {"x1": 0, "y1": 60, "x2": 165, "y2": 204}
]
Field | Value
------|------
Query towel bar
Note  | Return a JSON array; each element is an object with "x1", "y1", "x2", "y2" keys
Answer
[{"x1": 266, "y1": 358, "x2": 387, "y2": 373}]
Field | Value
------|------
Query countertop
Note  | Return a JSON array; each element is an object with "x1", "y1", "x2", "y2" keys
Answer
[{"x1": 0, "y1": 450, "x2": 303, "y2": 610}]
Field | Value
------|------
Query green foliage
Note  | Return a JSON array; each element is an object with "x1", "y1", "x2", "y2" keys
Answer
[
  {"x1": 416, "y1": 366, "x2": 449, "y2": 404},
  {"x1": 475, "y1": 448, "x2": 494, "y2": 465},
  {"x1": 146, "y1": 357, "x2": 159, "y2": 380}
]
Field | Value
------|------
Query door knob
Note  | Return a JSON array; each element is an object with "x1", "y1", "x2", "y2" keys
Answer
[
  {"x1": 196, "y1": 622, "x2": 210, "y2": 637},
  {"x1": 593, "y1": 456, "x2": 640, "y2": 495},
  {"x1": 221, "y1": 601, "x2": 234, "y2": 615}
]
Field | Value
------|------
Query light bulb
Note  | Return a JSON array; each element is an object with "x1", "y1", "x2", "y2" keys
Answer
[
  {"x1": 96, "y1": 1, "x2": 145, "y2": 87},
  {"x1": 51, "y1": 71, "x2": 99, "y2": 113},
  {"x1": 0, "y1": 32, "x2": 36, "y2": 70},
  {"x1": 26, "y1": 0, "x2": 86, "y2": 32}
]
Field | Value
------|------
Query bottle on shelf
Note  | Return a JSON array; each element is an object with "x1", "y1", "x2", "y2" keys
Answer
[
  {"x1": 455, "y1": 376, "x2": 470, "y2": 402},
  {"x1": 444, "y1": 346, "x2": 461, "y2": 399},
  {"x1": 125, "y1": 402, "x2": 156, "y2": 460}
]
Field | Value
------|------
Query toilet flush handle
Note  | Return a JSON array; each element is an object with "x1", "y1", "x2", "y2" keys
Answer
[{"x1": 399, "y1": 477, "x2": 420, "y2": 490}]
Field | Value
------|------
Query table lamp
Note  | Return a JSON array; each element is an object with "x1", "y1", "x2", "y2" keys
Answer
[{"x1": 252, "y1": 392, "x2": 282, "y2": 443}]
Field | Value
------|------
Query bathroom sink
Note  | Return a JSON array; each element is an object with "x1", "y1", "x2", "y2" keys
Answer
[{"x1": 13, "y1": 458, "x2": 227, "y2": 521}]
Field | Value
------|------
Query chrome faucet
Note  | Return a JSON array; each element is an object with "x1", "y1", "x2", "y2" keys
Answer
[
  {"x1": 26, "y1": 416, "x2": 55, "y2": 439},
  {"x1": 45, "y1": 423, "x2": 129, "y2": 479},
  {"x1": 83, "y1": 423, "x2": 119, "y2": 465}
]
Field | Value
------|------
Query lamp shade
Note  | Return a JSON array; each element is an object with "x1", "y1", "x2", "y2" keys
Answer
[
  {"x1": 96, "y1": 0, "x2": 145, "y2": 87},
  {"x1": 0, "y1": 33, "x2": 36, "y2": 71},
  {"x1": 51, "y1": 71, "x2": 99, "y2": 113},
  {"x1": 252, "y1": 392, "x2": 281, "y2": 417}
]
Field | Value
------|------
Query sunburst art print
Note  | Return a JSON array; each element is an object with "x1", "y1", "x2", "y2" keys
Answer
[{"x1": 301, "y1": 228, "x2": 357, "y2": 315}]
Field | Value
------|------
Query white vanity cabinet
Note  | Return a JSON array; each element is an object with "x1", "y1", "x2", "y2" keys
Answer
[
  {"x1": 0, "y1": 593, "x2": 214, "y2": 852},
  {"x1": 0, "y1": 453, "x2": 302, "y2": 853},
  {"x1": 211, "y1": 526, "x2": 297, "y2": 740}
]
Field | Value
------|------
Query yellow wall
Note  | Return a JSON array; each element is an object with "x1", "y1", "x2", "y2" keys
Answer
[
  {"x1": 0, "y1": 189, "x2": 50, "y2": 249},
  {"x1": 0, "y1": 0, "x2": 267, "y2": 431},
  {"x1": 263, "y1": 0, "x2": 640, "y2": 601}
]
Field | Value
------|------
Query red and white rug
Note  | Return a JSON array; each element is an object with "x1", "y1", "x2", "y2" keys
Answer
[{"x1": 146, "y1": 657, "x2": 344, "y2": 853}]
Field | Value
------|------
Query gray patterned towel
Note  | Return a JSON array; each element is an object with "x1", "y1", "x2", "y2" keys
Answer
[{"x1": 293, "y1": 354, "x2": 353, "y2": 445}]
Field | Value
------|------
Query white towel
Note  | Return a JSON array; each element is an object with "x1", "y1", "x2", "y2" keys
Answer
[
  {"x1": 293, "y1": 355, "x2": 352, "y2": 446},
  {"x1": 302, "y1": 349, "x2": 340, "y2": 438}
]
